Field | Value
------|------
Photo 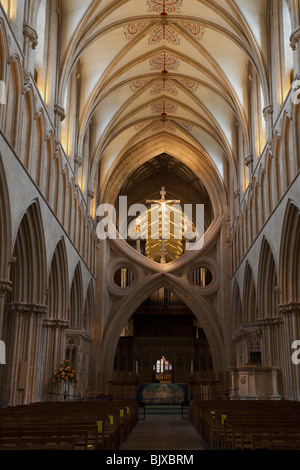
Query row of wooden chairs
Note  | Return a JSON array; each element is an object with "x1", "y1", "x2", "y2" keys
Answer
[
  {"x1": 0, "y1": 399, "x2": 139, "y2": 450},
  {"x1": 189, "y1": 399, "x2": 300, "y2": 450}
]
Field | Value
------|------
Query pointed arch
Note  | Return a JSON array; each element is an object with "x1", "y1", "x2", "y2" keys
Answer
[
  {"x1": 0, "y1": 18, "x2": 9, "y2": 124},
  {"x1": 47, "y1": 237, "x2": 69, "y2": 321},
  {"x1": 69, "y1": 262, "x2": 83, "y2": 328},
  {"x1": 243, "y1": 262, "x2": 258, "y2": 323},
  {"x1": 1, "y1": 200, "x2": 47, "y2": 405},
  {"x1": 40, "y1": 237, "x2": 70, "y2": 400},
  {"x1": 232, "y1": 278, "x2": 243, "y2": 331},
  {"x1": 0, "y1": 153, "x2": 12, "y2": 281},
  {"x1": 83, "y1": 279, "x2": 94, "y2": 332},
  {"x1": 19, "y1": 90, "x2": 34, "y2": 169},
  {"x1": 42, "y1": 133, "x2": 55, "y2": 202},
  {"x1": 8, "y1": 199, "x2": 47, "y2": 305},
  {"x1": 258, "y1": 237, "x2": 279, "y2": 318},
  {"x1": 31, "y1": 110, "x2": 45, "y2": 186},
  {"x1": 97, "y1": 273, "x2": 225, "y2": 389},
  {"x1": 4, "y1": 56, "x2": 21, "y2": 149},
  {"x1": 279, "y1": 200, "x2": 300, "y2": 303}
]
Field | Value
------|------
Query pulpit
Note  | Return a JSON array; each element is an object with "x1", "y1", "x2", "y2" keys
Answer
[{"x1": 229, "y1": 366, "x2": 281, "y2": 400}]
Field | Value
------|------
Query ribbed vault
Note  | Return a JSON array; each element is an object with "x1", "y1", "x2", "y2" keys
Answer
[{"x1": 56, "y1": 0, "x2": 271, "y2": 204}]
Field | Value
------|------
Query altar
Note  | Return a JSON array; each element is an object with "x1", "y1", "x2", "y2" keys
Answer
[{"x1": 136, "y1": 383, "x2": 188, "y2": 405}]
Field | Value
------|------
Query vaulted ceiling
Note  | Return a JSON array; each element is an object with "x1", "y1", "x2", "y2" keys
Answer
[{"x1": 58, "y1": 0, "x2": 269, "y2": 201}]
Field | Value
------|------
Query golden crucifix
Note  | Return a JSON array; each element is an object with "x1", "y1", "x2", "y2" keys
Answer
[
  {"x1": 146, "y1": 187, "x2": 180, "y2": 205},
  {"x1": 146, "y1": 187, "x2": 181, "y2": 263}
]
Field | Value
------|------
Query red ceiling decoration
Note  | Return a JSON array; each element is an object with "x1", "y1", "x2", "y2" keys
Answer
[
  {"x1": 123, "y1": 23, "x2": 148, "y2": 40},
  {"x1": 146, "y1": 0, "x2": 183, "y2": 16},
  {"x1": 149, "y1": 53, "x2": 180, "y2": 73},
  {"x1": 180, "y1": 23, "x2": 206, "y2": 41},
  {"x1": 152, "y1": 120, "x2": 176, "y2": 131},
  {"x1": 150, "y1": 79, "x2": 178, "y2": 95},
  {"x1": 134, "y1": 121, "x2": 150, "y2": 130},
  {"x1": 179, "y1": 78, "x2": 199, "y2": 92},
  {"x1": 148, "y1": 25, "x2": 181, "y2": 45},
  {"x1": 151, "y1": 100, "x2": 178, "y2": 115},
  {"x1": 130, "y1": 79, "x2": 151, "y2": 92},
  {"x1": 181, "y1": 121, "x2": 194, "y2": 130}
]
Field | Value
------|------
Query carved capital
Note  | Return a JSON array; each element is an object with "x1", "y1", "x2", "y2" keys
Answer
[
  {"x1": 43, "y1": 318, "x2": 70, "y2": 329},
  {"x1": 232, "y1": 324, "x2": 263, "y2": 349},
  {"x1": 54, "y1": 104, "x2": 66, "y2": 122},
  {"x1": 53, "y1": 141, "x2": 60, "y2": 159},
  {"x1": 34, "y1": 108, "x2": 43, "y2": 121},
  {"x1": 279, "y1": 302, "x2": 300, "y2": 315},
  {"x1": 23, "y1": 23, "x2": 38, "y2": 49},
  {"x1": 5, "y1": 302, "x2": 48, "y2": 315},
  {"x1": 0, "y1": 280, "x2": 12, "y2": 297},
  {"x1": 87, "y1": 190, "x2": 95, "y2": 200},
  {"x1": 256, "y1": 317, "x2": 284, "y2": 327},
  {"x1": 7, "y1": 53, "x2": 18, "y2": 65},
  {"x1": 290, "y1": 27, "x2": 300, "y2": 50},
  {"x1": 245, "y1": 154, "x2": 253, "y2": 167},
  {"x1": 74, "y1": 154, "x2": 83, "y2": 167},
  {"x1": 262, "y1": 104, "x2": 273, "y2": 121},
  {"x1": 23, "y1": 70, "x2": 31, "y2": 90},
  {"x1": 233, "y1": 189, "x2": 240, "y2": 200}
]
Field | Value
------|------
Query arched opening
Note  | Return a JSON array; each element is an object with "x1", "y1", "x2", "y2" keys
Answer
[
  {"x1": 258, "y1": 238, "x2": 279, "y2": 320},
  {"x1": 0, "y1": 154, "x2": 11, "y2": 284},
  {"x1": 34, "y1": 0, "x2": 47, "y2": 98},
  {"x1": 279, "y1": 200, "x2": 300, "y2": 304},
  {"x1": 281, "y1": 0, "x2": 294, "y2": 102},
  {"x1": 278, "y1": 200, "x2": 300, "y2": 400},
  {"x1": 113, "y1": 289, "x2": 213, "y2": 386},
  {"x1": 258, "y1": 238, "x2": 283, "y2": 372},
  {"x1": 69, "y1": 262, "x2": 83, "y2": 329},
  {"x1": 243, "y1": 262, "x2": 258, "y2": 324},
  {"x1": 115, "y1": 154, "x2": 214, "y2": 263},
  {"x1": 0, "y1": 200, "x2": 47, "y2": 406},
  {"x1": 40, "y1": 238, "x2": 69, "y2": 401}
]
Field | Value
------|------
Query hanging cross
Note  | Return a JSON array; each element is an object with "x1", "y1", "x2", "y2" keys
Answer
[
  {"x1": 146, "y1": 187, "x2": 181, "y2": 263},
  {"x1": 146, "y1": 187, "x2": 180, "y2": 204}
]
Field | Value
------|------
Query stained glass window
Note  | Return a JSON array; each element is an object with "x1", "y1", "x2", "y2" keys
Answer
[{"x1": 155, "y1": 356, "x2": 172, "y2": 373}]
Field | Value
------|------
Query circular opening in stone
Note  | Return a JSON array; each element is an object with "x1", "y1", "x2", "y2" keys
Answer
[
  {"x1": 192, "y1": 267, "x2": 212, "y2": 287},
  {"x1": 114, "y1": 267, "x2": 134, "y2": 288}
]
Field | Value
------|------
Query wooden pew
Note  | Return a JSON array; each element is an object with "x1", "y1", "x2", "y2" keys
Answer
[
  {"x1": 189, "y1": 399, "x2": 300, "y2": 451},
  {"x1": 0, "y1": 400, "x2": 139, "y2": 451}
]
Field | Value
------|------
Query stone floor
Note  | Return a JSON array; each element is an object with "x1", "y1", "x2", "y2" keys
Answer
[{"x1": 119, "y1": 413, "x2": 208, "y2": 450}]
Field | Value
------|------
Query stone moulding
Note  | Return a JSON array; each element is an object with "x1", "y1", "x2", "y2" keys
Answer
[
  {"x1": 0, "y1": 280, "x2": 12, "y2": 297},
  {"x1": 22, "y1": 23, "x2": 38, "y2": 49},
  {"x1": 290, "y1": 27, "x2": 300, "y2": 50}
]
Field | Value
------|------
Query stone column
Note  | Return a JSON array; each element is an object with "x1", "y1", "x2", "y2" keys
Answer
[
  {"x1": 270, "y1": 367, "x2": 281, "y2": 399},
  {"x1": 22, "y1": 23, "x2": 38, "y2": 74},
  {"x1": 245, "y1": 154, "x2": 254, "y2": 183},
  {"x1": 0, "y1": 280, "x2": 12, "y2": 335},
  {"x1": 54, "y1": 104, "x2": 66, "y2": 142},
  {"x1": 41, "y1": 318, "x2": 70, "y2": 401},
  {"x1": 89, "y1": 238, "x2": 111, "y2": 393},
  {"x1": 87, "y1": 190, "x2": 94, "y2": 216},
  {"x1": 229, "y1": 368, "x2": 241, "y2": 400},
  {"x1": 257, "y1": 317, "x2": 284, "y2": 367},
  {"x1": 262, "y1": 104, "x2": 273, "y2": 147},
  {"x1": 74, "y1": 154, "x2": 83, "y2": 185},
  {"x1": 279, "y1": 302, "x2": 300, "y2": 400},
  {"x1": 290, "y1": 27, "x2": 300, "y2": 79},
  {"x1": 1, "y1": 302, "x2": 47, "y2": 406}
]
